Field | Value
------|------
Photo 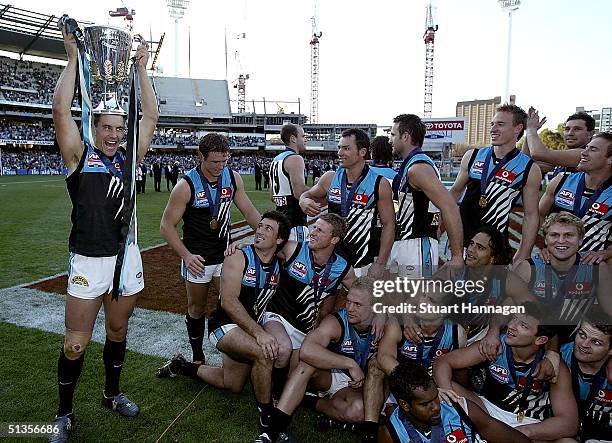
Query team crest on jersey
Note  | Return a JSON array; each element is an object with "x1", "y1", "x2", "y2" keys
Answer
[
  {"x1": 557, "y1": 190, "x2": 575, "y2": 205},
  {"x1": 472, "y1": 161, "x2": 485, "y2": 174},
  {"x1": 446, "y1": 429, "x2": 468, "y2": 443},
  {"x1": 595, "y1": 389, "x2": 612, "y2": 403},
  {"x1": 352, "y1": 193, "x2": 369, "y2": 205},
  {"x1": 220, "y1": 187, "x2": 233, "y2": 200},
  {"x1": 86, "y1": 152, "x2": 105, "y2": 169},
  {"x1": 328, "y1": 188, "x2": 342, "y2": 204},
  {"x1": 489, "y1": 363, "x2": 510, "y2": 383},
  {"x1": 588, "y1": 202, "x2": 609, "y2": 217},
  {"x1": 291, "y1": 261, "x2": 308, "y2": 278},
  {"x1": 495, "y1": 168, "x2": 517, "y2": 184}
]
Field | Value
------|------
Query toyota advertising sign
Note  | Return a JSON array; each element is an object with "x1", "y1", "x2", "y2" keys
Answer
[{"x1": 423, "y1": 117, "x2": 466, "y2": 143}]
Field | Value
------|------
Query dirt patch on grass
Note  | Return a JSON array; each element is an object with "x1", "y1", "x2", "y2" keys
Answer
[{"x1": 28, "y1": 245, "x2": 220, "y2": 315}]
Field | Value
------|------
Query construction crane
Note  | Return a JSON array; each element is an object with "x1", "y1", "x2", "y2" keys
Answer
[
  {"x1": 310, "y1": 1, "x2": 322, "y2": 124},
  {"x1": 423, "y1": 2, "x2": 438, "y2": 118}
]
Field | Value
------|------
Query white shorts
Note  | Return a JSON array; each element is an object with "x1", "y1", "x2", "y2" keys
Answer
[
  {"x1": 208, "y1": 323, "x2": 238, "y2": 348},
  {"x1": 67, "y1": 244, "x2": 144, "y2": 299},
  {"x1": 289, "y1": 226, "x2": 310, "y2": 242},
  {"x1": 388, "y1": 238, "x2": 439, "y2": 278},
  {"x1": 181, "y1": 261, "x2": 222, "y2": 284},
  {"x1": 478, "y1": 396, "x2": 540, "y2": 427},
  {"x1": 262, "y1": 312, "x2": 306, "y2": 349},
  {"x1": 354, "y1": 263, "x2": 371, "y2": 278},
  {"x1": 318, "y1": 370, "x2": 352, "y2": 398}
]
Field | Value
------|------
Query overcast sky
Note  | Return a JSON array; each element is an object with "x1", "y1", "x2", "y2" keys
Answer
[{"x1": 14, "y1": 0, "x2": 612, "y2": 128}]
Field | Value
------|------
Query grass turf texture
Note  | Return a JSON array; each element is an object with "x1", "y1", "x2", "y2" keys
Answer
[
  {"x1": 0, "y1": 322, "x2": 354, "y2": 442},
  {"x1": 0, "y1": 174, "x2": 274, "y2": 289}
]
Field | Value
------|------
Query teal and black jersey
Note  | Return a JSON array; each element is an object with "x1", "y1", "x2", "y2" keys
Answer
[
  {"x1": 482, "y1": 334, "x2": 552, "y2": 421},
  {"x1": 182, "y1": 166, "x2": 236, "y2": 264},
  {"x1": 267, "y1": 241, "x2": 350, "y2": 334},
  {"x1": 461, "y1": 147, "x2": 534, "y2": 243},
  {"x1": 67, "y1": 143, "x2": 126, "y2": 257},
  {"x1": 550, "y1": 172, "x2": 612, "y2": 252},
  {"x1": 387, "y1": 401, "x2": 479, "y2": 443},
  {"x1": 397, "y1": 320, "x2": 459, "y2": 375},
  {"x1": 208, "y1": 245, "x2": 281, "y2": 330},
  {"x1": 528, "y1": 254, "x2": 598, "y2": 323},
  {"x1": 561, "y1": 342, "x2": 612, "y2": 441},
  {"x1": 394, "y1": 150, "x2": 440, "y2": 241},
  {"x1": 327, "y1": 165, "x2": 382, "y2": 268},
  {"x1": 328, "y1": 308, "x2": 377, "y2": 374},
  {"x1": 269, "y1": 148, "x2": 307, "y2": 228}
]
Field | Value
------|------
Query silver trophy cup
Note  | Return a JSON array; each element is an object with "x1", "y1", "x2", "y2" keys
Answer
[{"x1": 84, "y1": 25, "x2": 141, "y2": 114}]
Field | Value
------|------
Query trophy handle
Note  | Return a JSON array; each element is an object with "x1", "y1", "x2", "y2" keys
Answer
[
  {"x1": 57, "y1": 14, "x2": 83, "y2": 42},
  {"x1": 133, "y1": 34, "x2": 146, "y2": 45}
]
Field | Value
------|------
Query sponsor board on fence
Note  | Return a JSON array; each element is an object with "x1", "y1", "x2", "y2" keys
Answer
[{"x1": 423, "y1": 117, "x2": 466, "y2": 143}]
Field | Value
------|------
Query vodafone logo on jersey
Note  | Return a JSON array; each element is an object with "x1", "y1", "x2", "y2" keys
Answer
[
  {"x1": 495, "y1": 168, "x2": 517, "y2": 184},
  {"x1": 595, "y1": 389, "x2": 612, "y2": 403},
  {"x1": 518, "y1": 376, "x2": 543, "y2": 393},
  {"x1": 221, "y1": 187, "x2": 233, "y2": 200},
  {"x1": 588, "y1": 202, "x2": 609, "y2": 217},
  {"x1": 269, "y1": 274, "x2": 279, "y2": 286},
  {"x1": 489, "y1": 363, "x2": 510, "y2": 383},
  {"x1": 569, "y1": 282, "x2": 592, "y2": 296},
  {"x1": 352, "y1": 193, "x2": 369, "y2": 205},
  {"x1": 446, "y1": 429, "x2": 468, "y2": 443},
  {"x1": 434, "y1": 349, "x2": 449, "y2": 358}
]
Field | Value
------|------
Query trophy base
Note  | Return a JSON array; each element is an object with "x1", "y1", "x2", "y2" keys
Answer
[{"x1": 94, "y1": 92, "x2": 127, "y2": 116}]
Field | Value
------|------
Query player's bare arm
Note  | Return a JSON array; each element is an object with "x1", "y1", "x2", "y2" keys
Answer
[
  {"x1": 377, "y1": 320, "x2": 402, "y2": 375},
  {"x1": 515, "y1": 164, "x2": 542, "y2": 264},
  {"x1": 299, "y1": 170, "x2": 333, "y2": 216},
  {"x1": 285, "y1": 154, "x2": 310, "y2": 198},
  {"x1": 449, "y1": 149, "x2": 473, "y2": 201},
  {"x1": 135, "y1": 41, "x2": 159, "y2": 162},
  {"x1": 52, "y1": 27, "x2": 83, "y2": 174},
  {"x1": 373, "y1": 177, "x2": 395, "y2": 268}
]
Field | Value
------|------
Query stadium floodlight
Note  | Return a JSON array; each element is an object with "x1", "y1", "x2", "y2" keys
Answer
[
  {"x1": 166, "y1": 0, "x2": 190, "y2": 77},
  {"x1": 498, "y1": 0, "x2": 520, "y2": 103}
]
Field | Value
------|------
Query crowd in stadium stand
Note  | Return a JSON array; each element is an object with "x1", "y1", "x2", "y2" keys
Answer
[
  {"x1": 0, "y1": 57, "x2": 60, "y2": 105},
  {"x1": 0, "y1": 147, "x2": 63, "y2": 173},
  {"x1": 228, "y1": 135, "x2": 265, "y2": 147},
  {"x1": 151, "y1": 132, "x2": 266, "y2": 148},
  {"x1": 0, "y1": 122, "x2": 55, "y2": 142}
]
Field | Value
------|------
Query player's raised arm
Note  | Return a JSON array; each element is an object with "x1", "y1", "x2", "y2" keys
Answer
[{"x1": 135, "y1": 41, "x2": 159, "y2": 162}]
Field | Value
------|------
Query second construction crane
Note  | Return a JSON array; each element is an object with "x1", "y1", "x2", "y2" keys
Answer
[
  {"x1": 310, "y1": 4, "x2": 322, "y2": 124},
  {"x1": 423, "y1": 2, "x2": 438, "y2": 118}
]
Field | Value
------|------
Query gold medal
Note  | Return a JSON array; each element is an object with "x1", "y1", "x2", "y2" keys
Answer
[
  {"x1": 209, "y1": 218, "x2": 219, "y2": 230},
  {"x1": 479, "y1": 195, "x2": 488, "y2": 208},
  {"x1": 516, "y1": 410, "x2": 525, "y2": 423}
]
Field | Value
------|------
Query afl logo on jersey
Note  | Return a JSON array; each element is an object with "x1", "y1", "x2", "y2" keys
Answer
[
  {"x1": 195, "y1": 191, "x2": 208, "y2": 205},
  {"x1": 244, "y1": 267, "x2": 257, "y2": 284},
  {"x1": 588, "y1": 202, "x2": 609, "y2": 217},
  {"x1": 352, "y1": 193, "x2": 369, "y2": 205},
  {"x1": 495, "y1": 168, "x2": 517, "y2": 184},
  {"x1": 473, "y1": 161, "x2": 484, "y2": 174},
  {"x1": 87, "y1": 152, "x2": 105, "y2": 168},
  {"x1": 489, "y1": 364, "x2": 510, "y2": 383},
  {"x1": 328, "y1": 188, "x2": 341, "y2": 204},
  {"x1": 447, "y1": 429, "x2": 468, "y2": 443},
  {"x1": 340, "y1": 339, "x2": 354, "y2": 354},
  {"x1": 291, "y1": 261, "x2": 308, "y2": 278},
  {"x1": 401, "y1": 344, "x2": 418, "y2": 359},
  {"x1": 557, "y1": 190, "x2": 575, "y2": 205},
  {"x1": 221, "y1": 187, "x2": 233, "y2": 199}
]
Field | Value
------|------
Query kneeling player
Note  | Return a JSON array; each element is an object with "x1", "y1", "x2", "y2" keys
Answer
[
  {"x1": 157, "y1": 211, "x2": 290, "y2": 435},
  {"x1": 261, "y1": 277, "x2": 378, "y2": 442}
]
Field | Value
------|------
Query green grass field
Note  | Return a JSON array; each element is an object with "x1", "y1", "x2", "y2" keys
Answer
[
  {"x1": 0, "y1": 174, "x2": 355, "y2": 442},
  {"x1": 0, "y1": 174, "x2": 275, "y2": 288}
]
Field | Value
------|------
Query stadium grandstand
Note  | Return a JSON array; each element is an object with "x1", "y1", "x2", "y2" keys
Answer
[{"x1": 0, "y1": 3, "x2": 378, "y2": 177}]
